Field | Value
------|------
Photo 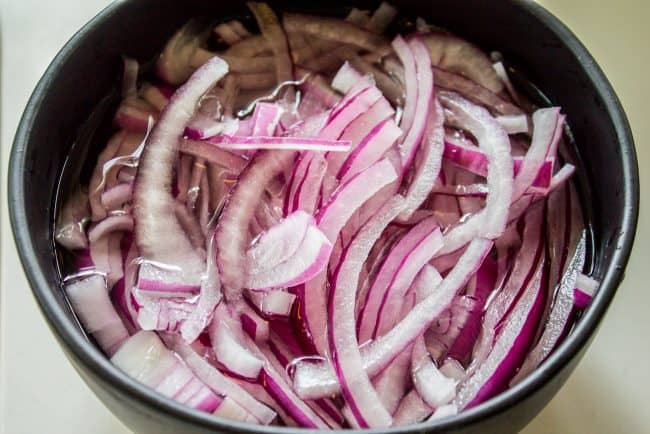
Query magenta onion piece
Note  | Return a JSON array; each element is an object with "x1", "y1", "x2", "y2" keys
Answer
[
  {"x1": 574, "y1": 273, "x2": 598, "y2": 308},
  {"x1": 392, "y1": 36, "x2": 417, "y2": 135},
  {"x1": 247, "y1": 210, "x2": 313, "y2": 275},
  {"x1": 511, "y1": 107, "x2": 562, "y2": 201},
  {"x1": 204, "y1": 134, "x2": 351, "y2": 152},
  {"x1": 64, "y1": 273, "x2": 129, "y2": 356},
  {"x1": 100, "y1": 183, "x2": 133, "y2": 211},
  {"x1": 134, "y1": 56, "x2": 227, "y2": 279},
  {"x1": 293, "y1": 238, "x2": 491, "y2": 400},
  {"x1": 168, "y1": 335, "x2": 277, "y2": 424},
  {"x1": 216, "y1": 149, "x2": 296, "y2": 300},
  {"x1": 338, "y1": 118, "x2": 401, "y2": 183},
  {"x1": 251, "y1": 102, "x2": 283, "y2": 136},
  {"x1": 298, "y1": 159, "x2": 399, "y2": 355},
  {"x1": 411, "y1": 337, "x2": 456, "y2": 408},
  {"x1": 393, "y1": 390, "x2": 433, "y2": 425},
  {"x1": 239, "y1": 303, "x2": 271, "y2": 343},
  {"x1": 180, "y1": 234, "x2": 223, "y2": 343},
  {"x1": 454, "y1": 257, "x2": 546, "y2": 409},
  {"x1": 358, "y1": 216, "x2": 442, "y2": 342},
  {"x1": 246, "y1": 223, "x2": 332, "y2": 290},
  {"x1": 398, "y1": 37, "x2": 434, "y2": 171},
  {"x1": 496, "y1": 114, "x2": 529, "y2": 135},
  {"x1": 437, "y1": 91, "x2": 513, "y2": 251},
  {"x1": 510, "y1": 233, "x2": 586, "y2": 386},
  {"x1": 88, "y1": 214, "x2": 134, "y2": 243},
  {"x1": 399, "y1": 97, "x2": 444, "y2": 220},
  {"x1": 327, "y1": 197, "x2": 407, "y2": 427},
  {"x1": 111, "y1": 331, "x2": 222, "y2": 413},
  {"x1": 211, "y1": 314, "x2": 264, "y2": 379},
  {"x1": 246, "y1": 289, "x2": 296, "y2": 318}
]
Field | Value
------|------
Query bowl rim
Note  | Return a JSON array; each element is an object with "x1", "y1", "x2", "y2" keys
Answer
[{"x1": 7, "y1": 0, "x2": 639, "y2": 432}]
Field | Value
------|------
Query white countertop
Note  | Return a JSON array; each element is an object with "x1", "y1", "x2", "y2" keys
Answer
[{"x1": 1, "y1": 1, "x2": 648, "y2": 433}]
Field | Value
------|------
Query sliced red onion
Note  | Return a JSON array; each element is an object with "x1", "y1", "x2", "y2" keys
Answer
[
  {"x1": 496, "y1": 114, "x2": 529, "y2": 135},
  {"x1": 246, "y1": 223, "x2": 332, "y2": 290},
  {"x1": 283, "y1": 13, "x2": 389, "y2": 53},
  {"x1": 180, "y1": 139, "x2": 248, "y2": 173},
  {"x1": 398, "y1": 37, "x2": 433, "y2": 171},
  {"x1": 293, "y1": 238, "x2": 491, "y2": 400},
  {"x1": 443, "y1": 137, "x2": 553, "y2": 189},
  {"x1": 331, "y1": 62, "x2": 363, "y2": 94},
  {"x1": 338, "y1": 118, "x2": 401, "y2": 183},
  {"x1": 114, "y1": 97, "x2": 158, "y2": 133},
  {"x1": 211, "y1": 314, "x2": 264, "y2": 379},
  {"x1": 248, "y1": 2, "x2": 294, "y2": 96},
  {"x1": 392, "y1": 36, "x2": 417, "y2": 135},
  {"x1": 247, "y1": 210, "x2": 313, "y2": 275},
  {"x1": 111, "y1": 331, "x2": 222, "y2": 413},
  {"x1": 327, "y1": 198, "x2": 407, "y2": 428},
  {"x1": 216, "y1": 149, "x2": 296, "y2": 300},
  {"x1": 168, "y1": 336, "x2": 277, "y2": 424},
  {"x1": 492, "y1": 61, "x2": 520, "y2": 104},
  {"x1": 239, "y1": 303, "x2": 270, "y2": 343},
  {"x1": 400, "y1": 97, "x2": 445, "y2": 219},
  {"x1": 55, "y1": 188, "x2": 90, "y2": 250},
  {"x1": 298, "y1": 159, "x2": 399, "y2": 355},
  {"x1": 422, "y1": 33, "x2": 503, "y2": 94},
  {"x1": 100, "y1": 183, "x2": 133, "y2": 211},
  {"x1": 179, "y1": 234, "x2": 222, "y2": 343},
  {"x1": 432, "y1": 66, "x2": 522, "y2": 116},
  {"x1": 437, "y1": 91, "x2": 513, "y2": 249},
  {"x1": 411, "y1": 337, "x2": 456, "y2": 408},
  {"x1": 64, "y1": 273, "x2": 129, "y2": 356},
  {"x1": 428, "y1": 404, "x2": 458, "y2": 420},
  {"x1": 510, "y1": 232, "x2": 586, "y2": 386},
  {"x1": 293, "y1": 153, "x2": 327, "y2": 214},
  {"x1": 511, "y1": 107, "x2": 562, "y2": 201},
  {"x1": 204, "y1": 135, "x2": 351, "y2": 152},
  {"x1": 134, "y1": 56, "x2": 227, "y2": 281},
  {"x1": 90, "y1": 233, "x2": 124, "y2": 289},
  {"x1": 358, "y1": 217, "x2": 442, "y2": 342},
  {"x1": 574, "y1": 273, "x2": 598, "y2": 308},
  {"x1": 393, "y1": 390, "x2": 433, "y2": 425},
  {"x1": 135, "y1": 260, "x2": 201, "y2": 297},
  {"x1": 319, "y1": 86, "x2": 383, "y2": 141},
  {"x1": 87, "y1": 214, "x2": 134, "y2": 243},
  {"x1": 251, "y1": 102, "x2": 283, "y2": 136},
  {"x1": 454, "y1": 257, "x2": 546, "y2": 409},
  {"x1": 213, "y1": 396, "x2": 257, "y2": 422},
  {"x1": 246, "y1": 289, "x2": 296, "y2": 318}
]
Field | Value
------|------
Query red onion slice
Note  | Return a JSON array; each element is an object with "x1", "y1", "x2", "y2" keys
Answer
[
  {"x1": 454, "y1": 257, "x2": 546, "y2": 409},
  {"x1": 216, "y1": 149, "x2": 296, "y2": 300},
  {"x1": 134, "y1": 56, "x2": 228, "y2": 280},
  {"x1": 203, "y1": 135, "x2": 351, "y2": 152},
  {"x1": 245, "y1": 224, "x2": 332, "y2": 290},
  {"x1": 64, "y1": 273, "x2": 129, "y2": 356}
]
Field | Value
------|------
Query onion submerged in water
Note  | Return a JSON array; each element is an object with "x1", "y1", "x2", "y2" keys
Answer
[{"x1": 57, "y1": 1, "x2": 597, "y2": 428}]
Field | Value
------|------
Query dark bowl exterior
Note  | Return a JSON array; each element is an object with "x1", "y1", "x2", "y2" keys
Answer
[{"x1": 8, "y1": 0, "x2": 638, "y2": 433}]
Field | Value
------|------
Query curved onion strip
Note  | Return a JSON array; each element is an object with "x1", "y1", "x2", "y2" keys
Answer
[
  {"x1": 510, "y1": 232, "x2": 585, "y2": 385},
  {"x1": 216, "y1": 150, "x2": 296, "y2": 300},
  {"x1": 327, "y1": 197, "x2": 407, "y2": 427},
  {"x1": 292, "y1": 238, "x2": 491, "y2": 400},
  {"x1": 297, "y1": 159, "x2": 398, "y2": 355},
  {"x1": 134, "y1": 56, "x2": 228, "y2": 278},
  {"x1": 436, "y1": 91, "x2": 513, "y2": 253},
  {"x1": 454, "y1": 258, "x2": 546, "y2": 409},
  {"x1": 64, "y1": 274, "x2": 129, "y2": 356}
]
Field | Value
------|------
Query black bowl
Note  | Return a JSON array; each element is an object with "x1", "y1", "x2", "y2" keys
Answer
[{"x1": 8, "y1": 0, "x2": 639, "y2": 433}]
